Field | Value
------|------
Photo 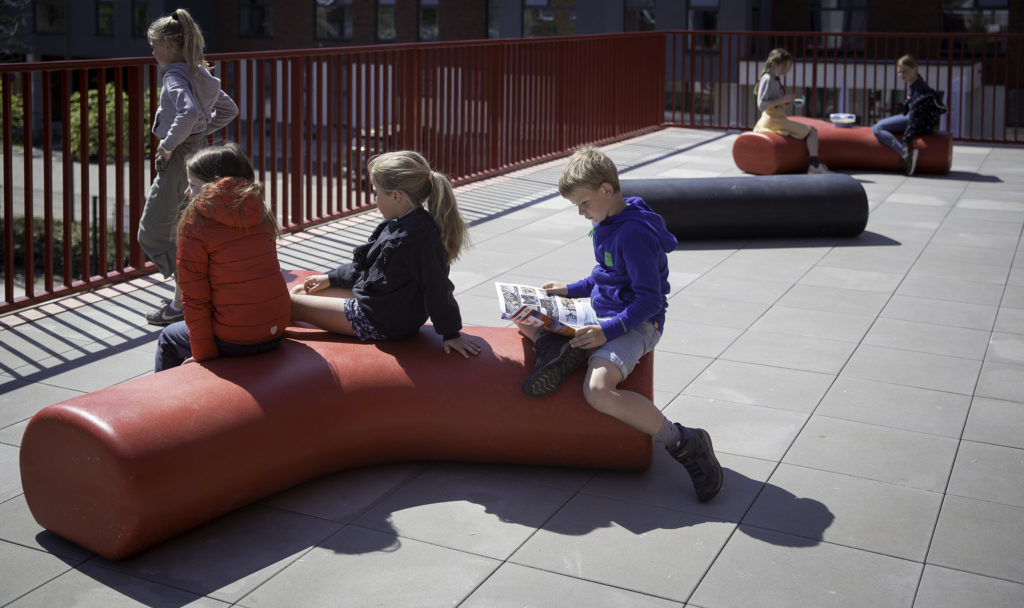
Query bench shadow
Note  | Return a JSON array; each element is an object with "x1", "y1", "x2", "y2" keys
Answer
[
  {"x1": 317, "y1": 462, "x2": 835, "y2": 553},
  {"x1": 35, "y1": 458, "x2": 832, "y2": 607},
  {"x1": 846, "y1": 170, "x2": 1001, "y2": 183},
  {"x1": 673, "y1": 229, "x2": 900, "y2": 252}
]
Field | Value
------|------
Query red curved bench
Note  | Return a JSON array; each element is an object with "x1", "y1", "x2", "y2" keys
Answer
[
  {"x1": 732, "y1": 116, "x2": 952, "y2": 175},
  {"x1": 19, "y1": 322, "x2": 652, "y2": 559}
]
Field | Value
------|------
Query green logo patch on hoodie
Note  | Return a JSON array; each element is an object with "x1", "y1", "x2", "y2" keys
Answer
[{"x1": 603, "y1": 250, "x2": 614, "y2": 267}]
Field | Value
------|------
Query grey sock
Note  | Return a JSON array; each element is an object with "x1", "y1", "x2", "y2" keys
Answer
[{"x1": 654, "y1": 417, "x2": 683, "y2": 446}]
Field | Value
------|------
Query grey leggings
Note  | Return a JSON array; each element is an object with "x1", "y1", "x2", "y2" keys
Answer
[{"x1": 138, "y1": 134, "x2": 207, "y2": 278}]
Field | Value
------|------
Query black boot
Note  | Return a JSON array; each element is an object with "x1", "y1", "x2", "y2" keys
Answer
[
  {"x1": 522, "y1": 332, "x2": 587, "y2": 398},
  {"x1": 666, "y1": 425, "x2": 723, "y2": 503}
]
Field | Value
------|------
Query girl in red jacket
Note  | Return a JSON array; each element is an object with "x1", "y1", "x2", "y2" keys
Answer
[{"x1": 154, "y1": 143, "x2": 290, "y2": 372}]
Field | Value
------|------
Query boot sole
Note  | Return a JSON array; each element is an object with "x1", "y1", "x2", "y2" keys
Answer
[{"x1": 522, "y1": 347, "x2": 588, "y2": 398}]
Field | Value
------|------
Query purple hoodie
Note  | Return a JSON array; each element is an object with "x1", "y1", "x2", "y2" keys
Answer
[
  {"x1": 566, "y1": 197, "x2": 678, "y2": 341},
  {"x1": 153, "y1": 63, "x2": 238, "y2": 152}
]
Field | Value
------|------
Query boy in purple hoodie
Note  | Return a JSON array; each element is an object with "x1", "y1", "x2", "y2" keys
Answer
[{"x1": 519, "y1": 146, "x2": 722, "y2": 502}]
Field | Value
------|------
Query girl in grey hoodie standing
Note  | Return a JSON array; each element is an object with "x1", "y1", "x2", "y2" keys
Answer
[{"x1": 141, "y1": 8, "x2": 238, "y2": 325}]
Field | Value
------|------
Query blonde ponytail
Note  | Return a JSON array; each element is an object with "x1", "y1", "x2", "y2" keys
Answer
[
  {"x1": 147, "y1": 8, "x2": 209, "y2": 73},
  {"x1": 368, "y1": 151, "x2": 470, "y2": 264},
  {"x1": 425, "y1": 171, "x2": 469, "y2": 264}
]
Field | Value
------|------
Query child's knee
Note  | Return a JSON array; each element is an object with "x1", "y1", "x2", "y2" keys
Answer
[
  {"x1": 582, "y1": 382, "x2": 615, "y2": 414},
  {"x1": 581, "y1": 360, "x2": 623, "y2": 413}
]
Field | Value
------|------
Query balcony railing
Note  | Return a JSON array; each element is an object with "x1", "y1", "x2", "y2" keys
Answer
[
  {"x1": 2, "y1": 30, "x2": 1022, "y2": 313},
  {"x1": 664, "y1": 30, "x2": 1024, "y2": 140}
]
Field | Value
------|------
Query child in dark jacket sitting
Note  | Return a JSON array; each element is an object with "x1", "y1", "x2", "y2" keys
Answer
[
  {"x1": 289, "y1": 150, "x2": 481, "y2": 359},
  {"x1": 872, "y1": 54, "x2": 944, "y2": 176}
]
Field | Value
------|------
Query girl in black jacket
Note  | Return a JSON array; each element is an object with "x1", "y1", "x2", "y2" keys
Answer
[
  {"x1": 290, "y1": 151, "x2": 481, "y2": 358},
  {"x1": 872, "y1": 54, "x2": 944, "y2": 176}
]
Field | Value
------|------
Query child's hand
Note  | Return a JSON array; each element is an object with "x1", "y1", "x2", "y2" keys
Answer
[
  {"x1": 570, "y1": 325, "x2": 607, "y2": 350},
  {"x1": 443, "y1": 335, "x2": 482, "y2": 358},
  {"x1": 158, "y1": 146, "x2": 172, "y2": 161},
  {"x1": 542, "y1": 282, "x2": 568, "y2": 297},
  {"x1": 296, "y1": 274, "x2": 330, "y2": 294}
]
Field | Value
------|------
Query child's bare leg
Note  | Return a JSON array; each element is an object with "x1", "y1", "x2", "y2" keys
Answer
[
  {"x1": 583, "y1": 357, "x2": 723, "y2": 503},
  {"x1": 807, "y1": 127, "x2": 820, "y2": 158},
  {"x1": 805, "y1": 128, "x2": 826, "y2": 172},
  {"x1": 582, "y1": 358, "x2": 664, "y2": 434},
  {"x1": 290, "y1": 287, "x2": 357, "y2": 335}
]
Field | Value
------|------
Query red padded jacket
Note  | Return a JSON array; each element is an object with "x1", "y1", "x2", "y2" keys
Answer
[{"x1": 177, "y1": 177, "x2": 290, "y2": 361}]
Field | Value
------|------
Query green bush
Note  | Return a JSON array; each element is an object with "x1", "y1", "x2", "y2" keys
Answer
[
  {"x1": 1, "y1": 215, "x2": 131, "y2": 280},
  {"x1": 0, "y1": 79, "x2": 25, "y2": 145},
  {"x1": 68, "y1": 82, "x2": 151, "y2": 162}
]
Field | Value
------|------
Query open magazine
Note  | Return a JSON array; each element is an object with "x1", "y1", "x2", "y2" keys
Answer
[{"x1": 495, "y1": 282, "x2": 598, "y2": 337}]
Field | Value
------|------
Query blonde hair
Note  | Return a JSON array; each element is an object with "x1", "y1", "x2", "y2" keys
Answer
[
  {"x1": 897, "y1": 54, "x2": 918, "y2": 70},
  {"x1": 147, "y1": 8, "x2": 208, "y2": 73},
  {"x1": 760, "y1": 48, "x2": 793, "y2": 79},
  {"x1": 558, "y1": 146, "x2": 620, "y2": 197},
  {"x1": 177, "y1": 143, "x2": 278, "y2": 238},
  {"x1": 367, "y1": 150, "x2": 469, "y2": 264}
]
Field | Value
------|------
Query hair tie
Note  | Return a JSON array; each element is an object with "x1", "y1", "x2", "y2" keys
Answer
[
  {"x1": 429, "y1": 170, "x2": 435, "y2": 179},
  {"x1": 171, "y1": 11, "x2": 180, "y2": 21}
]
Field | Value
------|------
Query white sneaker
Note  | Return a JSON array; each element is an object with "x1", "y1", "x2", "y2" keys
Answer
[
  {"x1": 904, "y1": 149, "x2": 919, "y2": 176},
  {"x1": 807, "y1": 162, "x2": 828, "y2": 174}
]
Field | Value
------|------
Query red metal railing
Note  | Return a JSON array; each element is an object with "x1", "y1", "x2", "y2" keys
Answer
[
  {"x1": 2, "y1": 30, "x2": 1022, "y2": 313},
  {"x1": 0, "y1": 34, "x2": 664, "y2": 313}
]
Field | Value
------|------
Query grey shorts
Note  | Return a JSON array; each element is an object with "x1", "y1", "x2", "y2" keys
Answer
[{"x1": 590, "y1": 321, "x2": 661, "y2": 380}]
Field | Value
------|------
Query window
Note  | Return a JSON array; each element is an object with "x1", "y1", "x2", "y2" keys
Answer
[
  {"x1": 377, "y1": 0, "x2": 395, "y2": 42},
  {"x1": 131, "y1": 1, "x2": 150, "y2": 37},
  {"x1": 488, "y1": 0, "x2": 499, "y2": 38},
  {"x1": 688, "y1": 0, "x2": 718, "y2": 31},
  {"x1": 523, "y1": 0, "x2": 575, "y2": 37},
  {"x1": 97, "y1": 0, "x2": 114, "y2": 36},
  {"x1": 419, "y1": 0, "x2": 438, "y2": 41},
  {"x1": 689, "y1": 0, "x2": 717, "y2": 49},
  {"x1": 624, "y1": 0, "x2": 654, "y2": 32},
  {"x1": 315, "y1": 0, "x2": 352, "y2": 40},
  {"x1": 810, "y1": 0, "x2": 866, "y2": 33},
  {"x1": 240, "y1": 0, "x2": 273, "y2": 38},
  {"x1": 943, "y1": 0, "x2": 1009, "y2": 34},
  {"x1": 34, "y1": 0, "x2": 64, "y2": 33}
]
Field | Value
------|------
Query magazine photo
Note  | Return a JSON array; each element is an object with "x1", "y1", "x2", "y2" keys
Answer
[{"x1": 494, "y1": 282, "x2": 598, "y2": 337}]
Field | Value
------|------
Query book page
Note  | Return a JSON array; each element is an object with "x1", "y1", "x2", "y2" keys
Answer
[{"x1": 495, "y1": 282, "x2": 598, "y2": 336}]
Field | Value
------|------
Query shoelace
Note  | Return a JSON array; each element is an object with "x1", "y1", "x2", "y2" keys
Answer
[{"x1": 673, "y1": 443, "x2": 709, "y2": 480}]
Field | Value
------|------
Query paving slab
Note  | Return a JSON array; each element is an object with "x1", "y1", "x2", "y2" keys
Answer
[{"x1": 1, "y1": 130, "x2": 1022, "y2": 607}]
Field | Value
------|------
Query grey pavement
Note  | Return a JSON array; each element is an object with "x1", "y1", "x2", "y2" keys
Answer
[{"x1": 2, "y1": 127, "x2": 1023, "y2": 607}]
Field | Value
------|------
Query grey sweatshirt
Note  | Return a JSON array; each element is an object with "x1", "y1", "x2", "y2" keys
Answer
[{"x1": 152, "y1": 63, "x2": 238, "y2": 152}]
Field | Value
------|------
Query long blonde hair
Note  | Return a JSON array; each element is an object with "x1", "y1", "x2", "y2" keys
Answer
[
  {"x1": 147, "y1": 8, "x2": 208, "y2": 73},
  {"x1": 367, "y1": 150, "x2": 469, "y2": 264},
  {"x1": 760, "y1": 48, "x2": 792, "y2": 79}
]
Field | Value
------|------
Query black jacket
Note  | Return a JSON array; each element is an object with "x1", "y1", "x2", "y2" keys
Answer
[
  {"x1": 328, "y1": 207, "x2": 462, "y2": 340},
  {"x1": 903, "y1": 77, "x2": 944, "y2": 144}
]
